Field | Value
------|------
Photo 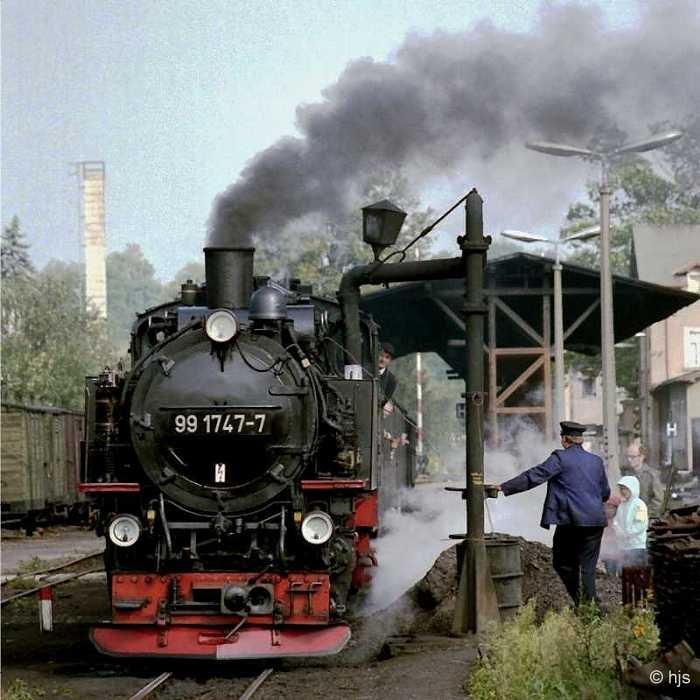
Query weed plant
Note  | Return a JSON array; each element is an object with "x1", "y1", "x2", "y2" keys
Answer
[{"x1": 468, "y1": 601, "x2": 659, "y2": 700}]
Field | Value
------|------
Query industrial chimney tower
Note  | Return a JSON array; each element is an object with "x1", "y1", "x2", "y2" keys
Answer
[{"x1": 79, "y1": 161, "x2": 108, "y2": 318}]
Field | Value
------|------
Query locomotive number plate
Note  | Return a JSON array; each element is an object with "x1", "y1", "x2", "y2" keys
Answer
[{"x1": 170, "y1": 411, "x2": 270, "y2": 435}]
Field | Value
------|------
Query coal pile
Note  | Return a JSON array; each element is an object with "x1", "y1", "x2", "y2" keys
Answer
[
  {"x1": 371, "y1": 534, "x2": 621, "y2": 637},
  {"x1": 648, "y1": 505, "x2": 700, "y2": 652}
]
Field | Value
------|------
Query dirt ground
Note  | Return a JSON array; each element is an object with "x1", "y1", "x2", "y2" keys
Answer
[
  {"x1": 1, "y1": 578, "x2": 476, "y2": 699},
  {"x1": 1, "y1": 529, "x2": 624, "y2": 700},
  {"x1": 1, "y1": 526, "x2": 103, "y2": 574}
]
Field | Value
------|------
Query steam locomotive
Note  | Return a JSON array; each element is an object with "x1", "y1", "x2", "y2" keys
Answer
[{"x1": 81, "y1": 245, "x2": 416, "y2": 660}]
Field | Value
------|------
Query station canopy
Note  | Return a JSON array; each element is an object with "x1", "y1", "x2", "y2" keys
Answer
[{"x1": 361, "y1": 252, "x2": 699, "y2": 374}]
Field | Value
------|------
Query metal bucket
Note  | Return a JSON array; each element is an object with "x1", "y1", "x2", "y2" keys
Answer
[{"x1": 485, "y1": 535, "x2": 523, "y2": 619}]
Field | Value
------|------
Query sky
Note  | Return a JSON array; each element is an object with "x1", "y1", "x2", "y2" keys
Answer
[{"x1": 2, "y1": 1, "x2": 648, "y2": 280}]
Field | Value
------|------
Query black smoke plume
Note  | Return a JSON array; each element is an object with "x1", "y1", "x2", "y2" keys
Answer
[{"x1": 208, "y1": 1, "x2": 700, "y2": 247}]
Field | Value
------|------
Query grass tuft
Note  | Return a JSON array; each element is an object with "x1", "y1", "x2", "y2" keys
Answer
[
  {"x1": 468, "y1": 601, "x2": 659, "y2": 700},
  {"x1": 4, "y1": 679, "x2": 44, "y2": 700}
]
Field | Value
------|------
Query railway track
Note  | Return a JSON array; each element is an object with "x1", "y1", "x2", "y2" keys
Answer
[
  {"x1": 127, "y1": 672, "x2": 173, "y2": 700},
  {"x1": 127, "y1": 667, "x2": 275, "y2": 700},
  {"x1": 239, "y1": 668, "x2": 275, "y2": 699},
  {"x1": 0, "y1": 550, "x2": 104, "y2": 606},
  {"x1": 4, "y1": 553, "x2": 277, "y2": 699}
]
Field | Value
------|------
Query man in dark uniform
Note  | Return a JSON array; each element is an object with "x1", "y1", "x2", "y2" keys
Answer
[
  {"x1": 378, "y1": 342, "x2": 397, "y2": 408},
  {"x1": 492, "y1": 421, "x2": 610, "y2": 605}
]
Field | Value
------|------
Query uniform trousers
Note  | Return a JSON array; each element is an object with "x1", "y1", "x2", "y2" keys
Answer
[{"x1": 552, "y1": 524, "x2": 604, "y2": 605}]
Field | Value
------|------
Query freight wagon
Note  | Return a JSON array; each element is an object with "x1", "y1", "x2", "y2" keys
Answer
[{"x1": 1, "y1": 403, "x2": 85, "y2": 533}]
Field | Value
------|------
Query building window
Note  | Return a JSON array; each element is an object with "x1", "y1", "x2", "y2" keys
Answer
[
  {"x1": 582, "y1": 376, "x2": 596, "y2": 397},
  {"x1": 685, "y1": 327, "x2": 700, "y2": 368}
]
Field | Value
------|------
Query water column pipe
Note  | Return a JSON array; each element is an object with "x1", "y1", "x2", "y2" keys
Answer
[
  {"x1": 338, "y1": 257, "x2": 464, "y2": 375},
  {"x1": 338, "y1": 189, "x2": 499, "y2": 633},
  {"x1": 454, "y1": 189, "x2": 500, "y2": 633}
]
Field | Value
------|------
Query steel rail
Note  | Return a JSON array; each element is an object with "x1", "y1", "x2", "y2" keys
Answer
[
  {"x1": 19, "y1": 550, "x2": 104, "y2": 577},
  {"x1": 239, "y1": 668, "x2": 274, "y2": 700},
  {"x1": 127, "y1": 672, "x2": 173, "y2": 700},
  {"x1": 0, "y1": 567, "x2": 104, "y2": 606}
]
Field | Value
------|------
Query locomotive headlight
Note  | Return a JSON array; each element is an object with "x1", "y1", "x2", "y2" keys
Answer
[
  {"x1": 108, "y1": 514, "x2": 141, "y2": 548},
  {"x1": 205, "y1": 309, "x2": 238, "y2": 343},
  {"x1": 300, "y1": 511, "x2": 334, "y2": 545}
]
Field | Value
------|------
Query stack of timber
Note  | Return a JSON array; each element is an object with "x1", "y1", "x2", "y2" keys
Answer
[{"x1": 648, "y1": 505, "x2": 700, "y2": 653}]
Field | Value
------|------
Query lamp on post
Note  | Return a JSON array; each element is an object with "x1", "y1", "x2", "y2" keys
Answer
[
  {"x1": 525, "y1": 130, "x2": 682, "y2": 482},
  {"x1": 362, "y1": 199, "x2": 407, "y2": 261},
  {"x1": 501, "y1": 226, "x2": 600, "y2": 437}
]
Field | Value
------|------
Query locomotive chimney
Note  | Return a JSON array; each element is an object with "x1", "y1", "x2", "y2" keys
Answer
[{"x1": 204, "y1": 246, "x2": 255, "y2": 309}]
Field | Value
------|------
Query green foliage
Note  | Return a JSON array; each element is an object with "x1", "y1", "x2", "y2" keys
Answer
[
  {"x1": 161, "y1": 260, "x2": 205, "y2": 301},
  {"x1": 106, "y1": 244, "x2": 164, "y2": 352},
  {"x1": 392, "y1": 352, "x2": 463, "y2": 468},
  {"x1": 468, "y1": 602, "x2": 659, "y2": 700},
  {"x1": 563, "y1": 160, "x2": 700, "y2": 276},
  {"x1": 653, "y1": 116, "x2": 700, "y2": 206},
  {"x1": 4, "y1": 679, "x2": 43, "y2": 700},
  {"x1": 15, "y1": 555, "x2": 72, "y2": 574},
  {"x1": 565, "y1": 344, "x2": 641, "y2": 399},
  {"x1": 253, "y1": 171, "x2": 435, "y2": 298},
  {"x1": 1, "y1": 216, "x2": 34, "y2": 280},
  {"x1": 1, "y1": 255, "x2": 113, "y2": 409},
  {"x1": 562, "y1": 121, "x2": 700, "y2": 396}
]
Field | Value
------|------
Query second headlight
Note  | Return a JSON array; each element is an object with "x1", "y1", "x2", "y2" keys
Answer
[
  {"x1": 108, "y1": 514, "x2": 141, "y2": 548},
  {"x1": 300, "y1": 511, "x2": 334, "y2": 545}
]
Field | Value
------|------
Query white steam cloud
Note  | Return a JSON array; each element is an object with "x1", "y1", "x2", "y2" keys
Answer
[{"x1": 366, "y1": 421, "x2": 559, "y2": 611}]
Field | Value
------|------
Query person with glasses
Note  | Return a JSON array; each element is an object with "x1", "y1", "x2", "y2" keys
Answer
[{"x1": 623, "y1": 444, "x2": 663, "y2": 518}]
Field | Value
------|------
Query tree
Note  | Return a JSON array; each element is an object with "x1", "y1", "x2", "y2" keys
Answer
[
  {"x1": 654, "y1": 115, "x2": 700, "y2": 207},
  {"x1": 2, "y1": 260, "x2": 113, "y2": 408},
  {"x1": 253, "y1": 170, "x2": 436, "y2": 298},
  {"x1": 562, "y1": 120, "x2": 700, "y2": 397},
  {"x1": 106, "y1": 244, "x2": 164, "y2": 352},
  {"x1": 162, "y1": 261, "x2": 205, "y2": 301},
  {"x1": 1, "y1": 216, "x2": 34, "y2": 280}
]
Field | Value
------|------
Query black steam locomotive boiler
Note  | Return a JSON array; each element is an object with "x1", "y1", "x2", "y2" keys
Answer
[{"x1": 81, "y1": 230, "x2": 418, "y2": 659}]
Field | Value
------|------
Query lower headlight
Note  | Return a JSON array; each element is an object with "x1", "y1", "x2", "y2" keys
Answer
[
  {"x1": 108, "y1": 514, "x2": 141, "y2": 547},
  {"x1": 300, "y1": 511, "x2": 334, "y2": 545}
]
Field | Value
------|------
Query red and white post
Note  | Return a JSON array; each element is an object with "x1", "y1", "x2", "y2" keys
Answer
[{"x1": 38, "y1": 586, "x2": 54, "y2": 632}]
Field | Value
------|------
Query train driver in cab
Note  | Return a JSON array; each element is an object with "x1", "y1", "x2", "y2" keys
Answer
[{"x1": 378, "y1": 342, "x2": 398, "y2": 413}]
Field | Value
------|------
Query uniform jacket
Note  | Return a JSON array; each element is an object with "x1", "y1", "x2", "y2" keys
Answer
[
  {"x1": 501, "y1": 444, "x2": 610, "y2": 529},
  {"x1": 379, "y1": 368, "x2": 397, "y2": 406},
  {"x1": 621, "y1": 464, "x2": 663, "y2": 517},
  {"x1": 613, "y1": 475, "x2": 648, "y2": 550}
]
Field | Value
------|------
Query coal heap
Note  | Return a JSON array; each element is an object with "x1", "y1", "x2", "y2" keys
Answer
[{"x1": 371, "y1": 535, "x2": 622, "y2": 637}]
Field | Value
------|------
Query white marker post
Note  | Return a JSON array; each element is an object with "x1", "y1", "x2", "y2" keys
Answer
[{"x1": 38, "y1": 586, "x2": 54, "y2": 632}]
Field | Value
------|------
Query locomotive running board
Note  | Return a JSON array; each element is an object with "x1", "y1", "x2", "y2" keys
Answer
[{"x1": 90, "y1": 624, "x2": 351, "y2": 660}]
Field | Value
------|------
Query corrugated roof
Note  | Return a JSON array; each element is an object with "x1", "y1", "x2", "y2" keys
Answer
[{"x1": 361, "y1": 252, "x2": 699, "y2": 375}]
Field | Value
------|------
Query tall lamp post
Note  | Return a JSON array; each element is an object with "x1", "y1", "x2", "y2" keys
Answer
[
  {"x1": 525, "y1": 131, "x2": 683, "y2": 482},
  {"x1": 501, "y1": 226, "x2": 600, "y2": 437}
]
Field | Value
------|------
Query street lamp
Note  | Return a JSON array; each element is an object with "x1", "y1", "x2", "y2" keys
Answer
[
  {"x1": 525, "y1": 130, "x2": 682, "y2": 482},
  {"x1": 501, "y1": 226, "x2": 600, "y2": 436}
]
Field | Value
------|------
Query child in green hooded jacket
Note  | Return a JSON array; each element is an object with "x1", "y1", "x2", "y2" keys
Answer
[{"x1": 613, "y1": 475, "x2": 649, "y2": 567}]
